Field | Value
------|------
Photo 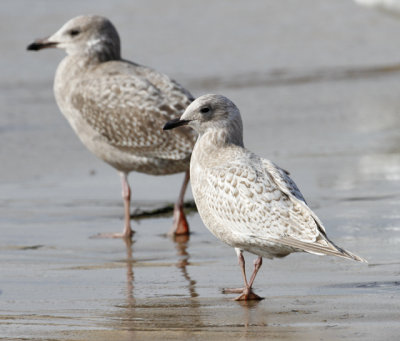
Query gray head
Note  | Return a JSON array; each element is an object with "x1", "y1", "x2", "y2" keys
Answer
[
  {"x1": 164, "y1": 94, "x2": 244, "y2": 146},
  {"x1": 27, "y1": 15, "x2": 121, "y2": 62}
]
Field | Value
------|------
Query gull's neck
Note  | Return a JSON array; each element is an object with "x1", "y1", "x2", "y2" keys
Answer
[
  {"x1": 202, "y1": 127, "x2": 244, "y2": 148},
  {"x1": 192, "y1": 127, "x2": 244, "y2": 168}
]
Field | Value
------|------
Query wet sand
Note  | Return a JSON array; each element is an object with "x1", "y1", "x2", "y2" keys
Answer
[{"x1": 1, "y1": 1, "x2": 400, "y2": 340}]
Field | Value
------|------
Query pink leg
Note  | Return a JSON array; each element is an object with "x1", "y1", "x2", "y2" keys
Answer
[
  {"x1": 222, "y1": 249, "x2": 264, "y2": 301},
  {"x1": 95, "y1": 172, "x2": 134, "y2": 239},
  {"x1": 170, "y1": 170, "x2": 190, "y2": 235},
  {"x1": 248, "y1": 256, "x2": 263, "y2": 288},
  {"x1": 120, "y1": 172, "x2": 134, "y2": 238}
]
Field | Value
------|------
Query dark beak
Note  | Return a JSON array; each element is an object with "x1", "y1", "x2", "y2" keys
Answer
[
  {"x1": 27, "y1": 38, "x2": 57, "y2": 51},
  {"x1": 163, "y1": 118, "x2": 190, "y2": 130}
]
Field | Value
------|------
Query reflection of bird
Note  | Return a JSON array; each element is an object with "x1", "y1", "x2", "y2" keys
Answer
[
  {"x1": 174, "y1": 235, "x2": 199, "y2": 298},
  {"x1": 164, "y1": 94, "x2": 366, "y2": 301},
  {"x1": 123, "y1": 238, "x2": 135, "y2": 307},
  {"x1": 27, "y1": 15, "x2": 195, "y2": 238},
  {"x1": 354, "y1": 0, "x2": 400, "y2": 15}
]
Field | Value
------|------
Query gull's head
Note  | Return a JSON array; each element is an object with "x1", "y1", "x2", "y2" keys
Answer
[
  {"x1": 27, "y1": 15, "x2": 120, "y2": 61},
  {"x1": 164, "y1": 94, "x2": 243, "y2": 145}
]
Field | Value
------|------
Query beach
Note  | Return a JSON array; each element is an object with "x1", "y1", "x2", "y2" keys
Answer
[{"x1": 1, "y1": 1, "x2": 400, "y2": 340}]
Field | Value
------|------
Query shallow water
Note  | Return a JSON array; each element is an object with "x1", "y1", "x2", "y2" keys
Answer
[{"x1": 1, "y1": 1, "x2": 400, "y2": 340}]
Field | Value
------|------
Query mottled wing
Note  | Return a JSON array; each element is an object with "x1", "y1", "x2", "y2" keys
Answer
[
  {"x1": 201, "y1": 154, "x2": 318, "y2": 239},
  {"x1": 262, "y1": 160, "x2": 307, "y2": 204},
  {"x1": 70, "y1": 62, "x2": 195, "y2": 160},
  {"x1": 260, "y1": 159, "x2": 366, "y2": 261},
  {"x1": 261, "y1": 159, "x2": 328, "y2": 231}
]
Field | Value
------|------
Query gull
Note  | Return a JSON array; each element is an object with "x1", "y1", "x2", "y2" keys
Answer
[
  {"x1": 27, "y1": 15, "x2": 196, "y2": 238},
  {"x1": 164, "y1": 94, "x2": 366, "y2": 300}
]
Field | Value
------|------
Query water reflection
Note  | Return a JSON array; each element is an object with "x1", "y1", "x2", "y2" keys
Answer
[
  {"x1": 123, "y1": 237, "x2": 135, "y2": 307},
  {"x1": 108, "y1": 226, "x2": 205, "y2": 332},
  {"x1": 173, "y1": 234, "x2": 199, "y2": 298},
  {"x1": 237, "y1": 299, "x2": 264, "y2": 328},
  {"x1": 119, "y1": 223, "x2": 199, "y2": 307}
]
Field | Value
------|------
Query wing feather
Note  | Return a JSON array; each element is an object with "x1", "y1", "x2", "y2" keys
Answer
[{"x1": 70, "y1": 61, "x2": 195, "y2": 159}]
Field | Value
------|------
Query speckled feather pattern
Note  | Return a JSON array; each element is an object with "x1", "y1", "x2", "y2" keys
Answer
[
  {"x1": 186, "y1": 95, "x2": 365, "y2": 261},
  {"x1": 50, "y1": 16, "x2": 195, "y2": 174}
]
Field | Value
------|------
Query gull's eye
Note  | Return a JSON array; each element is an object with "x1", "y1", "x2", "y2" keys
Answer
[
  {"x1": 69, "y1": 29, "x2": 81, "y2": 37},
  {"x1": 200, "y1": 107, "x2": 210, "y2": 114}
]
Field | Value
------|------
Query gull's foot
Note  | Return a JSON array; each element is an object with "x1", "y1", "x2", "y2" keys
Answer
[
  {"x1": 169, "y1": 207, "x2": 190, "y2": 236},
  {"x1": 234, "y1": 290, "x2": 264, "y2": 301},
  {"x1": 222, "y1": 287, "x2": 264, "y2": 301}
]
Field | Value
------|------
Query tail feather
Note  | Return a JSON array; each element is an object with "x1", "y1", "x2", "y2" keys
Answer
[{"x1": 272, "y1": 236, "x2": 367, "y2": 263}]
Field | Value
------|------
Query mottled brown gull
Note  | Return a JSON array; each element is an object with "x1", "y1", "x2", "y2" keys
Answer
[
  {"x1": 27, "y1": 15, "x2": 196, "y2": 238},
  {"x1": 164, "y1": 94, "x2": 366, "y2": 301}
]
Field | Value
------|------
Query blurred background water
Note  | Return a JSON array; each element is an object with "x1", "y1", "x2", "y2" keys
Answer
[{"x1": 1, "y1": 1, "x2": 400, "y2": 340}]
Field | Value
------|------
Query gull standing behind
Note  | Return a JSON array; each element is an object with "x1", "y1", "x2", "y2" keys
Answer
[
  {"x1": 27, "y1": 15, "x2": 196, "y2": 238},
  {"x1": 164, "y1": 94, "x2": 366, "y2": 301}
]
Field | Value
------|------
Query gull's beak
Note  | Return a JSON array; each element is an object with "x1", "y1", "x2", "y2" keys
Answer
[
  {"x1": 27, "y1": 38, "x2": 58, "y2": 51},
  {"x1": 163, "y1": 118, "x2": 190, "y2": 130}
]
